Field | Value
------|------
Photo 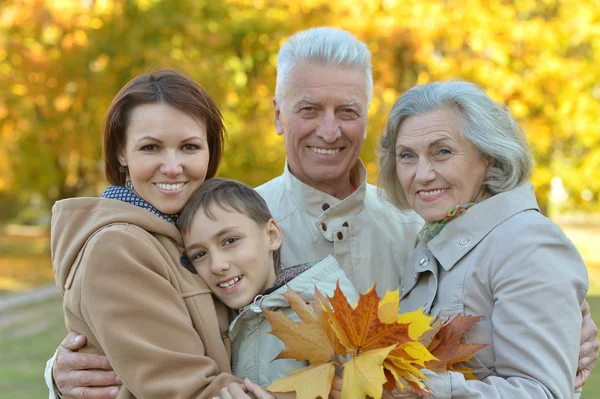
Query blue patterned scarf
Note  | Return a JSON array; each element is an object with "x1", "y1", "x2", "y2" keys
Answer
[{"x1": 101, "y1": 185, "x2": 178, "y2": 226}]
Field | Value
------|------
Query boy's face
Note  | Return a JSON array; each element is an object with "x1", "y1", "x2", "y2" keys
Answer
[{"x1": 184, "y1": 205, "x2": 281, "y2": 309}]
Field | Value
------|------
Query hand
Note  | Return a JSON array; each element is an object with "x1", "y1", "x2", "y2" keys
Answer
[
  {"x1": 53, "y1": 332, "x2": 121, "y2": 399},
  {"x1": 329, "y1": 375, "x2": 342, "y2": 399},
  {"x1": 575, "y1": 299, "x2": 599, "y2": 389},
  {"x1": 214, "y1": 378, "x2": 274, "y2": 399}
]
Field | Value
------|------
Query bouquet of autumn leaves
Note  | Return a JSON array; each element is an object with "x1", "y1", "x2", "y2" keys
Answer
[{"x1": 263, "y1": 284, "x2": 486, "y2": 399}]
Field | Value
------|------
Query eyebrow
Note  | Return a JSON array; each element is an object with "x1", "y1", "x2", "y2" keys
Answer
[
  {"x1": 136, "y1": 135, "x2": 205, "y2": 144},
  {"x1": 395, "y1": 137, "x2": 454, "y2": 152},
  {"x1": 293, "y1": 98, "x2": 321, "y2": 107},
  {"x1": 184, "y1": 226, "x2": 237, "y2": 253}
]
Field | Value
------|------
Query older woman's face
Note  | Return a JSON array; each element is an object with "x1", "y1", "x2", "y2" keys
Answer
[
  {"x1": 118, "y1": 103, "x2": 209, "y2": 215},
  {"x1": 395, "y1": 108, "x2": 489, "y2": 223}
]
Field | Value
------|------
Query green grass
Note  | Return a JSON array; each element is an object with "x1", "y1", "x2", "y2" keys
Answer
[{"x1": 0, "y1": 295, "x2": 66, "y2": 399}]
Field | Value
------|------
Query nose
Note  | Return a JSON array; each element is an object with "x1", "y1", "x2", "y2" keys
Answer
[
  {"x1": 414, "y1": 157, "x2": 436, "y2": 184},
  {"x1": 160, "y1": 151, "x2": 183, "y2": 176},
  {"x1": 209, "y1": 252, "x2": 230, "y2": 275},
  {"x1": 315, "y1": 110, "x2": 341, "y2": 144}
]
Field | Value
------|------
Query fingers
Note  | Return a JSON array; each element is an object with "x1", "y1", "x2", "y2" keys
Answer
[
  {"x1": 580, "y1": 299, "x2": 591, "y2": 318},
  {"x1": 575, "y1": 310, "x2": 599, "y2": 390},
  {"x1": 219, "y1": 382, "x2": 251, "y2": 399},
  {"x1": 53, "y1": 343, "x2": 120, "y2": 399},
  {"x1": 242, "y1": 378, "x2": 273, "y2": 399},
  {"x1": 580, "y1": 313, "x2": 599, "y2": 343},
  {"x1": 61, "y1": 333, "x2": 88, "y2": 351},
  {"x1": 65, "y1": 386, "x2": 120, "y2": 399},
  {"x1": 575, "y1": 368, "x2": 591, "y2": 390}
]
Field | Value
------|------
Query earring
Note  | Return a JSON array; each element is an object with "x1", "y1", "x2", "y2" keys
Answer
[{"x1": 119, "y1": 165, "x2": 127, "y2": 173}]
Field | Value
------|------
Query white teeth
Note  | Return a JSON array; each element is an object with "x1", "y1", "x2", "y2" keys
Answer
[
  {"x1": 420, "y1": 189, "x2": 446, "y2": 197},
  {"x1": 155, "y1": 182, "x2": 185, "y2": 191},
  {"x1": 309, "y1": 147, "x2": 341, "y2": 155},
  {"x1": 218, "y1": 276, "x2": 242, "y2": 288}
]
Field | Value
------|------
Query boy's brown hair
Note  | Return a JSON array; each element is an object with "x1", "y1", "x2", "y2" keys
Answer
[{"x1": 178, "y1": 178, "x2": 282, "y2": 275}]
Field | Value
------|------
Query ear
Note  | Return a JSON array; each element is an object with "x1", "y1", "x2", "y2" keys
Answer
[
  {"x1": 273, "y1": 98, "x2": 284, "y2": 136},
  {"x1": 266, "y1": 218, "x2": 282, "y2": 251},
  {"x1": 117, "y1": 148, "x2": 127, "y2": 167}
]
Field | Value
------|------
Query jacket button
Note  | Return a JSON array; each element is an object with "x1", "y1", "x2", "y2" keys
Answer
[
  {"x1": 321, "y1": 223, "x2": 327, "y2": 231},
  {"x1": 322, "y1": 203, "x2": 330, "y2": 211},
  {"x1": 419, "y1": 257, "x2": 429, "y2": 268},
  {"x1": 458, "y1": 238, "x2": 471, "y2": 247},
  {"x1": 337, "y1": 232, "x2": 343, "y2": 240}
]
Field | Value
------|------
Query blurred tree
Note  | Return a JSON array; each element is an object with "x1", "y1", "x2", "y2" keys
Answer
[{"x1": 0, "y1": 0, "x2": 598, "y2": 219}]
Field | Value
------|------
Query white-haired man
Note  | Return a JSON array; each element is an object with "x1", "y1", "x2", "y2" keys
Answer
[{"x1": 46, "y1": 27, "x2": 598, "y2": 399}]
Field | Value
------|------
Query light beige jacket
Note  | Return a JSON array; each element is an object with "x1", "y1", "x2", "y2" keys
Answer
[
  {"x1": 50, "y1": 198, "x2": 239, "y2": 399},
  {"x1": 399, "y1": 183, "x2": 588, "y2": 398},
  {"x1": 230, "y1": 255, "x2": 359, "y2": 386},
  {"x1": 256, "y1": 161, "x2": 423, "y2": 295}
]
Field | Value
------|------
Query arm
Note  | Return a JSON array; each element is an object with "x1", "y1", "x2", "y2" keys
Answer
[
  {"x1": 424, "y1": 220, "x2": 588, "y2": 398},
  {"x1": 46, "y1": 333, "x2": 120, "y2": 399},
  {"x1": 76, "y1": 227, "x2": 240, "y2": 398}
]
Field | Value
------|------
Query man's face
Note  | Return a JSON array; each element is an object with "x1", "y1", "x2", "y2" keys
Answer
[{"x1": 274, "y1": 63, "x2": 368, "y2": 192}]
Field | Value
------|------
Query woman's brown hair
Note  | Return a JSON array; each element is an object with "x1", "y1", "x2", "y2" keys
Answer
[{"x1": 103, "y1": 69, "x2": 225, "y2": 185}]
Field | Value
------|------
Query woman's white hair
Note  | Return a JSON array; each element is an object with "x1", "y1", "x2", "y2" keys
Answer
[
  {"x1": 378, "y1": 80, "x2": 534, "y2": 210},
  {"x1": 275, "y1": 27, "x2": 373, "y2": 105}
]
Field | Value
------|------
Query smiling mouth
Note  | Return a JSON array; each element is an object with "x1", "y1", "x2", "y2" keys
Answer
[
  {"x1": 308, "y1": 146, "x2": 342, "y2": 155},
  {"x1": 218, "y1": 275, "x2": 243, "y2": 289},
  {"x1": 154, "y1": 182, "x2": 186, "y2": 191},
  {"x1": 418, "y1": 188, "x2": 448, "y2": 197}
]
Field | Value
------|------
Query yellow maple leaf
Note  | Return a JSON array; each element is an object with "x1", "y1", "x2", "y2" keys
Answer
[
  {"x1": 268, "y1": 362, "x2": 335, "y2": 398},
  {"x1": 379, "y1": 290, "x2": 433, "y2": 340},
  {"x1": 263, "y1": 287, "x2": 336, "y2": 364},
  {"x1": 341, "y1": 345, "x2": 397, "y2": 399}
]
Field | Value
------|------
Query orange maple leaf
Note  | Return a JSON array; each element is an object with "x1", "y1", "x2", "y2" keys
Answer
[
  {"x1": 327, "y1": 283, "x2": 412, "y2": 353},
  {"x1": 263, "y1": 287, "x2": 336, "y2": 365},
  {"x1": 425, "y1": 314, "x2": 488, "y2": 378}
]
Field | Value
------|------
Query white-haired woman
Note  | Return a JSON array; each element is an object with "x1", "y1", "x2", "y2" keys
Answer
[{"x1": 378, "y1": 80, "x2": 588, "y2": 398}]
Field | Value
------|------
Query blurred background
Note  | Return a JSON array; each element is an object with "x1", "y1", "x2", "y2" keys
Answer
[{"x1": 0, "y1": 0, "x2": 598, "y2": 397}]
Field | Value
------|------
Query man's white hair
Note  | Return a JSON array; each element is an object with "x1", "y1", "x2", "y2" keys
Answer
[{"x1": 275, "y1": 27, "x2": 373, "y2": 106}]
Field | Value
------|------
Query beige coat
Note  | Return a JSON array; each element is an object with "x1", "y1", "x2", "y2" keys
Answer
[
  {"x1": 256, "y1": 161, "x2": 423, "y2": 296},
  {"x1": 51, "y1": 198, "x2": 240, "y2": 399},
  {"x1": 399, "y1": 183, "x2": 588, "y2": 398}
]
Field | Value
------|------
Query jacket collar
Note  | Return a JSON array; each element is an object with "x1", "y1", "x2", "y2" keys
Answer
[
  {"x1": 228, "y1": 255, "x2": 342, "y2": 332},
  {"x1": 281, "y1": 159, "x2": 367, "y2": 221},
  {"x1": 426, "y1": 183, "x2": 540, "y2": 271}
]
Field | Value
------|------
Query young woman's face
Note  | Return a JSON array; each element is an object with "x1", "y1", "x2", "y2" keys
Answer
[
  {"x1": 184, "y1": 206, "x2": 282, "y2": 310},
  {"x1": 118, "y1": 103, "x2": 209, "y2": 214}
]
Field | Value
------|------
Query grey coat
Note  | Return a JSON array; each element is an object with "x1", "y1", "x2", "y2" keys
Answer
[{"x1": 399, "y1": 183, "x2": 588, "y2": 398}]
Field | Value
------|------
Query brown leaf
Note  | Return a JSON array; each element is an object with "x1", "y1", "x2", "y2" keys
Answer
[{"x1": 425, "y1": 314, "x2": 487, "y2": 374}]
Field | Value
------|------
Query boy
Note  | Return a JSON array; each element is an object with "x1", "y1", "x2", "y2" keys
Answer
[{"x1": 177, "y1": 178, "x2": 358, "y2": 387}]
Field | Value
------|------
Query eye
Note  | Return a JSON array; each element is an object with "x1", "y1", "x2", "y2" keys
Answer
[
  {"x1": 397, "y1": 151, "x2": 414, "y2": 160},
  {"x1": 436, "y1": 148, "x2": 451, "y2": 156},
  {"x1": 191, "y1": 251, "x2": 207, "y2": 261},
  {"x1": 300, "y1": 106, "x2": 315, "y2": 112},
  {"x1": 182, "y1": 144, "x2": 200, "y2": 151},
  {"x1": 223, "y1": 237, "x2": 238, "y2": 246},
  {"x1": 140, "y1": 144, "x2": 158, "y2": 152}
]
